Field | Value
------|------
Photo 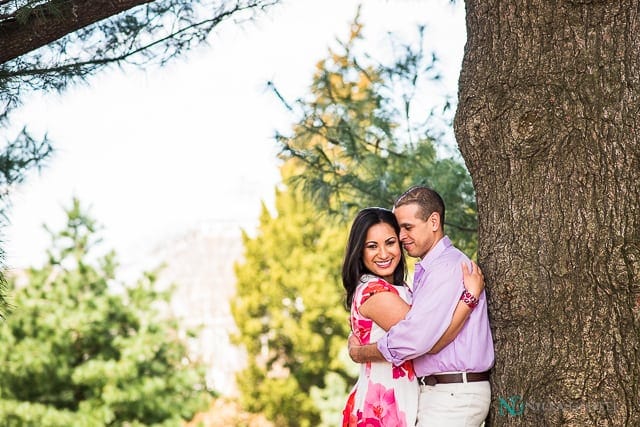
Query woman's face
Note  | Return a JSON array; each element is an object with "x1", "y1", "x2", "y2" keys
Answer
[{"x1": 362, "y1": 222, "x2": 402, "y2": 284}]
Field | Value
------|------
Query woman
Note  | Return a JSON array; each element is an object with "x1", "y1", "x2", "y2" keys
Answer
[{"x1": 341, "y1": 207, "x2": 484, "y2": 427}]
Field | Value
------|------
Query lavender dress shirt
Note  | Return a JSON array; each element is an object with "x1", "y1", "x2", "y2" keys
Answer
[{"x1": 377, "y1": 236, "x2": 495, "y2": 376}]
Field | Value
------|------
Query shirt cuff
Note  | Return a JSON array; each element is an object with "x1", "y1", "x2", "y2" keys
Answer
[{"x1": 377, "y1": 336, "x2": 404, "y2": 365}]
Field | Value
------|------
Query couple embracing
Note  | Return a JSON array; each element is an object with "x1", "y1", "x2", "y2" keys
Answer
[{"x1": 341, "y1": 186, "x2": 494, "y2": 426}]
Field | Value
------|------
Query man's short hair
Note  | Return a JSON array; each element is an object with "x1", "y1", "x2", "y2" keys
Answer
[{"x1": 394, "y1": 185, "x2": 445, "y2": 227}]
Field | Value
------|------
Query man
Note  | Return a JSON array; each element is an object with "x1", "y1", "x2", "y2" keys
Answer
[{"x1": 349, "y1": 186, "x2": 494, "y2": 426}]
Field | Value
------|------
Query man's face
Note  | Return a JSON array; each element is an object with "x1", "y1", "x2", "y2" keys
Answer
[{"x1": 394, "y1": 203, "x2": 437, "y2": 259}]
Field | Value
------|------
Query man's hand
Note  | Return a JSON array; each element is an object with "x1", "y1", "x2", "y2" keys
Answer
[
  {"x1": 348, "y1": 333, "x2": 363, "y2": 363},
  {"x1": 347, "y1": 333, "x2": 387, "y2": 363}
]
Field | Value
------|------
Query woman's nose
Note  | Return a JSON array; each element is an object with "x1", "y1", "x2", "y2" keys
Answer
[{"x1": 379, "y1": 245, "x2": 388, "y2": 257}]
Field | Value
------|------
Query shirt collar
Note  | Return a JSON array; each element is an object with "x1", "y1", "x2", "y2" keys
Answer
[{"x1": 417, "y1": 236, "x2": 451, "y2": 270}]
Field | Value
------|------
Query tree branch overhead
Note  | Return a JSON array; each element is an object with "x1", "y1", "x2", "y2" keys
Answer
[{"x1": 0, "y1": 0, "x2": 154, "y2": 64}]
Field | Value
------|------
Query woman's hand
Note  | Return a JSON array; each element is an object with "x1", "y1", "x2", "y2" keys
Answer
[{"x1": 462, "y1": 260, "x2": 484, "y2": 298}]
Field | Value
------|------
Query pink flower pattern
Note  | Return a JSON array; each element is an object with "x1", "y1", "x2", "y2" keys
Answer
[
  {"x1": 342, "y1": 276, "x2": 417, "y2": 427},
  {"x1": 391, "y1": 360, "x2": 415, "y2": 380},
  {"x1": 363, "y1": 381, "x2": 405, "y2": 427}
]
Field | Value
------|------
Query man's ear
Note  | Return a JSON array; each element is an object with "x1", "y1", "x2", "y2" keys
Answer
[{"x1": 430, "y1": 212, "x2": 440, "y2": 231}]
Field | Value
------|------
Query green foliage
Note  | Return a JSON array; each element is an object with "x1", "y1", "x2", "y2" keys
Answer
[
  {"x1": 0, "y1": 198, "x2": 210, "y2": 426},
  {"x1": 0, "y1": 130, "x2": 53, "y2": 318},
  {"x1": 275, "y1": 17, "x2": 477, "y2": 256},
  {"x1": 231, "y1": 185, "x2": 352, "y2": 426},
  {"x1": 309, "y1": 350, "x2": 359, "y2": 427}
]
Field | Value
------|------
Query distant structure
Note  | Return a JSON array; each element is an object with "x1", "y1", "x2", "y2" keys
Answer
[{"x1": 136, "y1": 220, "x2": 250, "y2": 396}]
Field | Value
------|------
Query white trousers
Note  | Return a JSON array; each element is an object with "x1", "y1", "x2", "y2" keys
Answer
[{"x1": 416, "y1": 381, "x2": 491, "y2": 426}]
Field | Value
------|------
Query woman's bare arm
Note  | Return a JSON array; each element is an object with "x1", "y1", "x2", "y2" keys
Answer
[{"x1": 359, "y1": 291, "x2": 410, "y2": 331}]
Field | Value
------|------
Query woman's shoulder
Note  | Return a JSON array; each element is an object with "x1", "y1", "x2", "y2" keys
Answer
[
  {"x1": 357, "y1": 275, "x2": 400, "y2": 295},
  {"x1": 358, "y1": 274, "x2": 387, "y2": 286}
]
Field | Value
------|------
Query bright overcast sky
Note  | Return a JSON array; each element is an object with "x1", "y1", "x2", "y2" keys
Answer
[{"x1": 4, "y1": 0, "x2": 465, "y2": 273}]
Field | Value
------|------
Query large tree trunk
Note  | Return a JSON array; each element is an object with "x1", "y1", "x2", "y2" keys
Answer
[{"x1": 455, "y1": 1, "x2": 640, "y2": 425}]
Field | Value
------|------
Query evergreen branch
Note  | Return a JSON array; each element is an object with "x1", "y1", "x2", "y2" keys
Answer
[
  {"x1": 2, "y1": 3, "x2": 254, "y2": 77},
  {"x1": 267, "y1": 80, "x2": 294, "y2": 111}
]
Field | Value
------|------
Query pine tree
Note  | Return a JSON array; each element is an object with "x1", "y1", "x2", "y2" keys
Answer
[
  {"x1": 231, "y1": 165, "x2": 351, "y2": 426},
  {"x1": 0, "y1": 198, "x2": 210, "y2": 425},
  {"x1": 275, "y1": 16, "x2": 477, "y2": 255}
]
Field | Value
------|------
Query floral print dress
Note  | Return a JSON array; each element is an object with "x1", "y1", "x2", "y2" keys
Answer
[{"x1": 342, "y1": 275, "x2": 418, "y2": 427}]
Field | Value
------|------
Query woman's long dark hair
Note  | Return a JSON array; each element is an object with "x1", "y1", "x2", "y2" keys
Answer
[{"x1": 342, "y1": 207, "x2": 407, "y2": 309}]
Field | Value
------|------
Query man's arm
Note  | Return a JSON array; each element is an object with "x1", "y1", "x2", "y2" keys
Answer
[
  {"x1": 376, "y1": 258, "x2": 474, "y2": 365},
  {"x1": 348, "y1": 333, "x2": 386, "y2": 363},
  {"x1": 427, "y1": 300, "x2": 472, "y2": 354},
  {"x1": 348, "y1": 260, "x2": 484, "y2": 363},
  {"x1": 427, "y1": 261, "x2": 484, "y2": 354},
  {"x1": 347, "y1": 290, "x2": 409, "y2": 363}
]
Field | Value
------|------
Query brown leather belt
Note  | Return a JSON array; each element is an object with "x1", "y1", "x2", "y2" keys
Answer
[{"x1": 417, "y1": 371, "x2": 490, "y2": 386}]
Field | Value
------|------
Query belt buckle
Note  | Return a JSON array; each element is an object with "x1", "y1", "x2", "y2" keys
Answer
[{"x1": 420, "y1": 375, "x2": 437, "y2": 386}]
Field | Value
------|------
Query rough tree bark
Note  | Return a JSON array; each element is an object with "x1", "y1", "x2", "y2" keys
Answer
[{"x1": 455, "y1": 1, "x2": 640, "y2": 425}]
